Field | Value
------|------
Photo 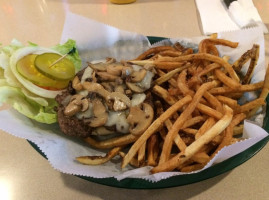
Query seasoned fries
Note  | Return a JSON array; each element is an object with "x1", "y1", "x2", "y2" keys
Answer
[{"x1": 76, "y1": 37, "x2": 267, "y2": 175}]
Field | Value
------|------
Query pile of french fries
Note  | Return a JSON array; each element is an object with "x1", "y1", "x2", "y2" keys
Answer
[{"x1": 76, "y1": 34, "x2": 269, "y2": 174}]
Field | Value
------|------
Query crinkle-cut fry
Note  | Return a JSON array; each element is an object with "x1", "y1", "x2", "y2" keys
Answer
[
  {"x1": 134, "y1": 46, "x2": 175, "y2": 60},
  {"x1": 157, "y1": 53, "x2": 240, "y2": 82},
  {"x1": 177, "y1": 69, "x2": 195, "y2": 96},
  {"x1": 216, "y1": 95, "x2": 239, "y2": 110},
  {"x1": 214, "y1": 69, "x2": 241, "y2": 89},
  {"x1": 147, "y1": 134, "x2": 159, "y2": 166},
  {"x1": 203, "y1": 91, "x2": 223, "y2": 112},
  {"x1": 236, "y1": 98, "x2": 265, "y2": 114},
  {"x1": 153, "y1": 85, "x2": 178, "y2": 105},
  {"x1": 84, "y1": 134, "x2": 138, "y2": 149},
  {"x1": 242, "y1": 44, "x2": 259, "y2": 84},
  {"x1": 151, "y1": 105, "x2": 233, "y2": 174},
  {"x1": 209, "y1": 81, "x2": 264, "y2": 95},
  {"x1": 76, "y1": 146, "x2": 123, "y2": 165},
  {"x1": 158, "y1": 81, "x2": 217, "y2": 165},
  {"x1": 154, "y1": 65, "x2": 190, "y2": 86},
  {"x1": 121, "y1": 95, "x2": 192, "y2": 168},
  {"x1": 195, "y1": 117, "x2": 216, "y2": 140},
  {"x1": 196, "y1": 103, "x2": 223, "y2": 119},
  {"x1": 211, "y1": 113, "x2": 246, "y2": 159},
  {"x1": 248, "y1": 64, "x2": 269, "y2": 117}
]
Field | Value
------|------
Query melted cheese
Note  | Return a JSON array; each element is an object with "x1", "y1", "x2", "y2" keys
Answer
[
  {"x1": 105, "y1": 111, "x2": 129, "y2": 133},
  {"x1": 131, "y1": 93, "x2": 146, "y2": 106},
  {"x1": 137, "y1": 71, "x2": 154, "y2": 90},
  {"x1": 75, "y1": 103, "x2": 93, "y2": 119},
  {"x1": 81, "y1": 66, "x2": 93, "y2": 83}
]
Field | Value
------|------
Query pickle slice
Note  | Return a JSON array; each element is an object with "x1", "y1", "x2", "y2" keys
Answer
[
  {"x1": 16, "y1": 54, "x2": 69, "y2": 90},
  {"x1": 34, "y1": 53, "x2": 75, "y2": 81}
]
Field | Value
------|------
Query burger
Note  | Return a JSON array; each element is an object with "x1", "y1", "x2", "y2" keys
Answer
[{"x1": 55, "y1": 57, "x2": 156, "y2": 138}]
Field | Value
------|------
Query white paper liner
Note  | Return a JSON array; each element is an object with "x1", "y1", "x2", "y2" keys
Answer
[{"x1": 0, "y1": 12, "x2": 268, "y2": 182}]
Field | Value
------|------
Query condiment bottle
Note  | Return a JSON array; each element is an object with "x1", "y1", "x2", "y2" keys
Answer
[{"x1": 110, "y1": 0, "x2": 136, "y2": 4}]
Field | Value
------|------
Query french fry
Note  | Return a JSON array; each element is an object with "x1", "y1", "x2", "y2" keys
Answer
[
  {"x1": 192, "y1": 151, "x2": 210, "y2": 164},
  {"x1": 209, "y1": 81, "x2": 264, "y2": 95},
  {"x1": 134, "y1": 46, "x2": 175, "y2": 60},
  {"x1": 180, "y1": 163, "x2": 205, "y2": 172},
  {"x1": 196, "y1": 103, "x2": 223, "y2": 119},
  {"x1": 153, "y1": 85, "x2": 178, "y2": 105},
  {"x1": 177, "y1": 69, "x2": 195, "y2": 96},
  {"x1": 76, "y1": 38, "x2": 267, "y2": 175},
  {"x1": 214, "y1": 69, "x2": 241, "y2": 89},
  {"x1": 156, "y1": 53, "x2": 240, "y2": 82},
  {"x1": 182, "y1": 128, "x2": 198, "y2": 135},
  {"x1": 248, "y1": 64, "x2": 269, "y2": 117},
  {"x1": 211, "y1": 113, "x2": 246, "y2": 158},
  {"x1": 203, "y1": 91, "x2": 223, "y2": 112},
  {"x1": 233, "y1": 124, "x2": 244, "y2": 136},
  {"x1": 84, "y1": 134, "x2": 138, "y2": 149},
  {"x1": 156, "y1": 69, "x2": 178, "y2": 88},
  {"x1": 237, "y1": 98, "x2": 265, "y2": 114},
  {"x1": 147, "y1": 134, "x2": 159, "y2": 166},
  {"x1": 119, "y1": 152, "x2": 140, "y2": 168},
  {"x1": 158, "y1": 81, "x2": 217, "y2": 165},
  {"x1": 121, "y1": 95, "x2": 192, "y2": 168},
  {"x1": 76, "y1": 146, "x2": 123, "y2": 165},
  {"x1": 199, "y1": 38, "x2": 239, "y2": 54},
  {"x1": 151, "y1": 105, "x2": 233, "y2": 174},
  {"x1": 216, "y1": 95, "x2": 239, "y2": 110},
  {"x1": 195, "y1": 117, "x2": 216, "y2": 139},
  {"x1": 138, "y1": 141, "x2": 147, "y2": 166},
  {"x1": 242, "y1": 44, "x2": 259, "y2": 84},
  {"x1": 182, "y1": 116, "x2": 205, "y2": 128},
  {"x1": 154, "y1": 66, "x2": 189, "y2": 86}
]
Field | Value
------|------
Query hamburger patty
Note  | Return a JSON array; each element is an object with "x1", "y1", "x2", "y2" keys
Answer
[{"x1": 55, "y1": 90, "x2": 93, "y2": 137}]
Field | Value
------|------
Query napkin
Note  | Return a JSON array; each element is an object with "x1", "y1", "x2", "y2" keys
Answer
[{"x1": 195, "y1": 0, "x2": 268, "y2": 35}]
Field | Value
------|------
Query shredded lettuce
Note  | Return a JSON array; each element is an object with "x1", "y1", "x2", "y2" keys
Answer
[{"x1": 0, "y1": 39, "x2": 81, "y2": 124}]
